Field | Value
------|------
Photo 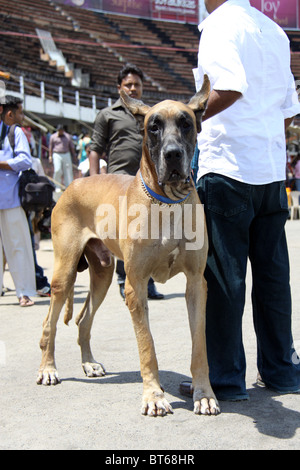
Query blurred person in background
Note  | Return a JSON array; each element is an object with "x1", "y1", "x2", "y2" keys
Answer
[
  {"x1": 49, "y1": 124, "x2": 76, "y2": 191},
  {"x1": 0, "y1": 95, "x2": 36, "y2": 307}
]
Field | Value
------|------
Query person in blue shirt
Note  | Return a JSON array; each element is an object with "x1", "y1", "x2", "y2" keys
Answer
[{"x1": 0, "y1": 95, "x2": 36, "y2": 307}]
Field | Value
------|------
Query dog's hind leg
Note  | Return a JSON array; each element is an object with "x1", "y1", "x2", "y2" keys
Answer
[
  {"x1": 76, "y1": 241, "x2": 114, "y2": 378},
  {"x1": 37, "y1": 226, "x2": 85, "y2": 386},
  {"x1": 37, "y1": 258, "x2": 78, "y2": 386}
]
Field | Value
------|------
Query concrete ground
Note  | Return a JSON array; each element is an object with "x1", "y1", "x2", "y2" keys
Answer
[{"x1": 0, "y1": 220, "x2": 299, "y2": 450}]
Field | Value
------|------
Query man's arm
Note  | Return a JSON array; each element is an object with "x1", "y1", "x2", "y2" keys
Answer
[
  {"x1": 89, "y1": 110, "x2": 108, "y2": 175},
  {"x1": 1, "y1": 127, "x2": 32, "y2": 172},
  {"x1": 285, "y1": 117, "x2": 294, "y2": 131},
  {"x1": 204, "y1": 90, "x2": 295, "y2": 131},
  {"x1": 89, "y1": 150, "x2": 102, "y2": 175},
  {"x1": 202, "y1": 89, "x2": 242, "y2": 122},
  {"x1": 0, "y1": 161, "x2": 12, "y2": 170},
  {"x1": 48, "y1": 135, "x2": 53, "y2": 163},
  {"x1": 68, "y1": 134, "x2": 77, "y2": 161}
]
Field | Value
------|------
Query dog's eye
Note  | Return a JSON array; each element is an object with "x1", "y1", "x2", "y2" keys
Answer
[
  {"x1": 149, "y1": 122, "x2": 161, "y2": 134},
  {"x1": 181, "y1": 119, "x2": 192, "y2": 131}
]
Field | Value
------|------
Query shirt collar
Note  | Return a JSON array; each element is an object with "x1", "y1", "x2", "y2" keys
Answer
[
  {"x1": 199, "y1": 0, "x2": 250, "y2": 31},
  {"x1": 112, "y1": 97, "x2": 136, "y2": 119},
  {"x1": 111, "y1": 97, "x2": 125, "y2": 110}
]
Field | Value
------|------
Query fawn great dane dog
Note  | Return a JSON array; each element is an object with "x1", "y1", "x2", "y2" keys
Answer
[{"x1": 37, "y1": 75, "x2": 220, "y2": 416}]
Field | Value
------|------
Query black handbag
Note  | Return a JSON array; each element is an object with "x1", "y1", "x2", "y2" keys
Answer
[
  {"x1": 18, "y1": 168, "x2": 55, "y2": 212},
  {"x1": 8, "y1": 124, "x2": 55, "y2": 212}
]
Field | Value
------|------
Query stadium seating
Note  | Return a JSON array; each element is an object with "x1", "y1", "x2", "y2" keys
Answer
[
  {"x1": 0, "y1": 0, "x2": 299, "y2": 112},
  {"x1": 0, "y1": 0, "x2": 201, "y2": 108}
]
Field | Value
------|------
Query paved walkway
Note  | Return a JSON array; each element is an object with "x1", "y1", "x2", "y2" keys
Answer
[{"x1": 0, "y1": 220, "x2": 299, "y2": 450}]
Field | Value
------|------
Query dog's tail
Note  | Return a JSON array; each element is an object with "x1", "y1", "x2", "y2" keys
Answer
[
  {"x1": 64, "y1": 287, "x2": 74, "y2": 326},
  {"x1": 75, "y1": 292, "x2": 91, "y2": 327}
]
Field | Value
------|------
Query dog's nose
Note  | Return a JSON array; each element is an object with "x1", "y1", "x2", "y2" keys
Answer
[{"x1": 164, "y1": 145, "x2": 183, "y2": 161}]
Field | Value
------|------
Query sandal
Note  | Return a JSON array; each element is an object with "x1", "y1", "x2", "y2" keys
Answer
[
  {"x1": 179, "y1": 381, "x2": 194, "y2": 397},
  {"x1": 19, "y1": 296, "x2": 34, "y2": 307}
]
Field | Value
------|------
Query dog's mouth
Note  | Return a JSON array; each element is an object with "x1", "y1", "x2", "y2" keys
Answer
[
  {"x1": 169, "y1": 169, "x2": 184, "y2": 182},
  {"x1": 159, "y1": 169, "x2": 190, "y2": 186},
  {"x1": 157, "y1": 170, "x2": 193, "y2": 201}
]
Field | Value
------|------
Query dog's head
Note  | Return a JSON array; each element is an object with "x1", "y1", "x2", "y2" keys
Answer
[{"x1": 120, "y1": 75, "x2": 210, "y2": 197}]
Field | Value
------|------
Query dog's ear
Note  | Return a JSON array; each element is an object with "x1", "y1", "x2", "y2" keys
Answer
[
  {"x1": 120, "y1": 90, "x2": 151, "y2": 132},
  {"x1": 187, "y1": 74, "x2": 210, "y2": 133}
]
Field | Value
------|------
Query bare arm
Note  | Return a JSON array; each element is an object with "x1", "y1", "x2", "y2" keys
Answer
[
  {"x1": 0, "y1": 161, "x2": 12, "y2": 170},
  {"x1": 285, "y1": 117, "x2": 294, "y2": 131},
  {"x1": 202, "y1": 89, "x2": 242, "y2": 121},
  {"x1": 89, "y1": 150, "x2": 102, "y2": 175},
  {"x1": 48, "y1": 137, "x2": 53, "y2": 162},
  {"x1": 204, "y1": 90, "x2": 295, "y2": 133}
]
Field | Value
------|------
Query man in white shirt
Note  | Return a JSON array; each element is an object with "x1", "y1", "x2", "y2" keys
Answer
[{"x1": 181, "y1": 0, "x2": 300, "y2": 401}]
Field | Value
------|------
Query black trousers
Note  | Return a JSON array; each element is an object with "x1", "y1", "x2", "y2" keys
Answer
[{"x1": 197, "y1": 173, "x2": 300, "y2": 399}]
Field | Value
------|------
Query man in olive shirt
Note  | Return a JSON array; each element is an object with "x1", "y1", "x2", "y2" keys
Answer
[
  {"x1": 89, "y1": 63, "x2": 164, "y2": 300},
  {"x1": 89, "y1": 70, "x2": 142, "y2": 176}
]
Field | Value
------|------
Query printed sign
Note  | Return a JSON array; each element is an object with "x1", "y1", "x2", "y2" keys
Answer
[
  {"x1": 151, "y1": 0, "x2": 199, "y2": 23},
  {"x1": 102, "y1": 0, "x2": 150, "y2": 17},
  {"x1": 54, "y1": 0, "x2": 199, "y2": 23},
  {"x1": 250, "y1": 0, "x2": 298, "y2": 29}
]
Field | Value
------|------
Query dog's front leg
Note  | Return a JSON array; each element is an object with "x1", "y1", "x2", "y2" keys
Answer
[
  {"x1": 125, "y1": 277, "x2": 173, "y2": 417},
  {"x1": 186, "y1": 273, "x2": 220, "y2": 415}
]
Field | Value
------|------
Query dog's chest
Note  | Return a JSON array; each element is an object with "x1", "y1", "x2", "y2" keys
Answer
[{"x1": 151, "y1": 240, "x2": 183, "y2": 283}]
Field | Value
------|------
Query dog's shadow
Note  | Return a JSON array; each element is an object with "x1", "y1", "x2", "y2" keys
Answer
[{"x1": 62, "y1": 370, "x2": 300, "y2": 439}]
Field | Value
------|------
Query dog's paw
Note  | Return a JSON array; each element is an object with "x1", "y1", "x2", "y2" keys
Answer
[
  {"x1": 141, "y1": 390, "x2": 174, "y2": 417},
  {"x1": 36, "y1": 368, "x2": 61, "y2": 386},
  {"x1": 193, "y1": 397, "x2": 220, "y2": 416},
  {"x1": 82, "y1": 362, "x2": 106, "y2": 377}
]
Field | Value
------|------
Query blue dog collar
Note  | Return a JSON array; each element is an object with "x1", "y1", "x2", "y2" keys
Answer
[{"x1": 140, "y1": 172, "x2": 191, "y2": 206}]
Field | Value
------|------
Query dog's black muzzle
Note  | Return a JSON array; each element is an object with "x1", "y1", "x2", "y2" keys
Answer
[{"x1": 158, "y1": 143, "x2": 190, "y2": 185}]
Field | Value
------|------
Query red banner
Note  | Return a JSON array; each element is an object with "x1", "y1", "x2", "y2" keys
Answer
[
  {"x1": 54, "y1": 0, "x2": 199, "y2": 24},
  {"x1": 250, "y1": 0, "x2": 298, "y2": 29}
]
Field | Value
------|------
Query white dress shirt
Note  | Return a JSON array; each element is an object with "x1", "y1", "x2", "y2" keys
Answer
[{"x1": 194, "y1": 0, "x2": 300, "y2": 185}]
